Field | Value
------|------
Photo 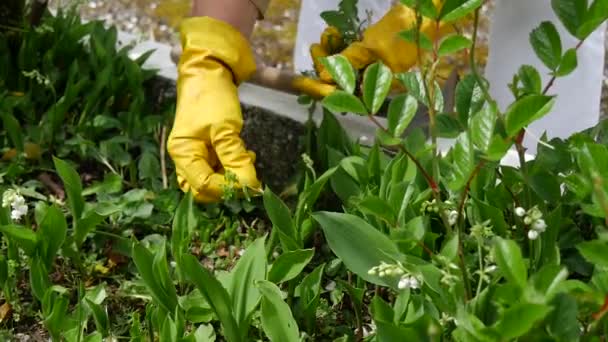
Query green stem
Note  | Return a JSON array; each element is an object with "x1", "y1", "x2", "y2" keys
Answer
[{"x1": 476, "y1": 238, "x2": 484, "y2": 296}]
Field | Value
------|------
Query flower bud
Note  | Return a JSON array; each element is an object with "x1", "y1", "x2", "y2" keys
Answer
[
  {"x1": 515, "y1": 207, "x2": 526, "y2": 217},
  {"x1": 528, "y1": 229, "x2": 539, "y2": 240}
]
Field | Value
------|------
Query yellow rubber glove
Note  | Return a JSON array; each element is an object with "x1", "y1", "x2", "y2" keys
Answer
[
  {"x1": 167, "y1": 17, "x2": 261, "y2": 203},
  {"x1": 294, "y1": 1, "x2": 451, "y2": 98}
]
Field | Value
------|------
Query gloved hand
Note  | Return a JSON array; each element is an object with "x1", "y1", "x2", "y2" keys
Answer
[
  {"x1": 294, "y1": 1, "x2": 451, "y2": 98},
  {"x1": 167, "y1": 17, "x2": 261, "y2": 203}
]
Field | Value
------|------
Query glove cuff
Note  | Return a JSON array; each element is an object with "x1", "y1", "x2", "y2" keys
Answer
[{"x1": 180, "y1": 17, "x2": 257, "y2": 85}]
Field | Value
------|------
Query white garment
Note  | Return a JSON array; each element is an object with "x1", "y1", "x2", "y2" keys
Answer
[
  {"x1": 293, "y1": 0, "x2": 606, "y2": 155},
  {"x1": 293, "y1": 0, "x2": 391, "y2": 73},
  {"x1": 485, "y1": 0, "x2": 606, "y2": 153}
]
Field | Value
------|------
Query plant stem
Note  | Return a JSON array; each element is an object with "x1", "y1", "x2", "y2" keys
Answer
[
  {"x1": 469, "y1": 8, "x2": 496, "y2": 112},
  {"x1": 159, "y1": 125, "x2": 168, "y2": 189},
  {"x1": 368, "y1": 115, "x2": 439, "y2": 193},
  {"x1": 476, "y1": 238, "x2": 485, "y2": 296}
]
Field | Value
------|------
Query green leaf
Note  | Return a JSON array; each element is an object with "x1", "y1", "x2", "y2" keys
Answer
[
  {"x1": 398, "y1": 29, "x2": 433, "y2": 50},
  {"x1": 504, "y1": 95, "x2": 555, "y2": 136},
  {"x1": 438, "y1": 35, "x2": 472, "y2": 56},
  {"x1": 263, "y1": 189, "x2": 299, "y2": 251},
  {"x1": 53, "y1": 157, "x2": 85, "y2": 220},
  {"x1": 493, "y1": 237, "x2": 527, "y2": 288},
  {"x1": 191, "y1": 324, "x2": 216, "y2": 342},
  {"x1": 132, "y1": 242, "x2": 178, "y2": 314},
  {"x1": 362, "y1": 62, "x2": 393, "y2": 115},
  {"x1": 529, "y1": 170, "x2": 561, "y2": 203},
  {"x1": 322, "y1": 91, "x2": 368, "y2": 115},
  {"x1": 387, "y1": 94, "x2": 418, "y2": 137},
  {"x1": 321, "y1": 55, "x2": 357, "y2": 94},
  {"x1": 470, "y1": 105, "x2": 498, "y2": 152},
  {"x1": 448, "y1": 132, "x2": 474, "y2": 190},
  {"x1": 518, "y1": 65, "x2": 542, "y2": 95},
  {"x1": 295, "y1": 264, "x2": 325, "y2": 329},
  {"x1": 555, "y1": 48, "x2": 578, "y2": 77},
  {"x1": 38, "y1": 205, "x2": 67, "y2": 269},
  {"x1": 268, "y1": 249, "x2": 315, "y2": 284},
  {"x1": 546, "y1": 293, "x2": 581, "y2": 341},
  {"x1": 551, "y1": 0, "x2": 588, "y2": 38},
  {"x1": 456, "y1": 74, "x2": 486, "y2": 124},
  {"x1": 0, "y1": 111, "x2": 24, "y2": 151},
  {"x1": 355, "y1": 195, "x2": 397, "y2": 225},
  {"x1": 400, "y1": 0, "x2": 439, "y2": 18},
  {"x1": 576, "y1": 240, "x2": 608, "y2": 268},
  {"x1": 256, "y1": 280, "x2": 300, "y2": 342},
  {"x1": 577, "y1": 0, "x2": 608, "y2": 38},
  {"x1": 86, "y1": 299, "x2": 109, "y2": 337},
  {"x1": 439, "y1": 0, "x2": 484, "y2": 22},
  {"x1": 493, "y1": 303, "x2": 551, "y2": 339},
  {"x1": 312, "y1": 211, "x2": 401, "y2": 287},
  {"x1": 0, "y1": 225, "x2": 38, "y2": 256},
  {"x1": 138, "y1": 151, "x2": 160, "y2": 181},
  {"x1": 485, "y1": 134, "x2": 512, "y2": 161},
  {"x1": 396, "y1": 72, "x2": 444, "y2": 112},
  {"x1": 30, "y1": 257, "x2": 51, "y2": 301},
  {"x1": 227, "y1": 237, "x2": 266, "y2": 326},
  {"x1": 529, "y1": 21, "x2": 563, "y2": 70},
  {"x1": 182, "y1": 255, "x2": 241, "y2": 342},
  {"x1": 436, "y1": 114, "x2": 462, "y2": 138},
  {"x1": 171, "y1": 193, "x2": 196, "y2": 281}
]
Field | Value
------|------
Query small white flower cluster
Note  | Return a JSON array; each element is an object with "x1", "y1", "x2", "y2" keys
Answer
[
  {"x1": 398, "y1": 275, "x2": 421, "y2": 290},
  {"x1": 368, "y1": 262, "x2": 422, "y2": 290},
  {"x1": 422, "y1": 200, "x2": 460, "y2": 226},
  {"x1": 2, "y1": 189, "x2": 27, "y2": 222},
  {"x1": 515, "y1": 206, "x2": 547, "y2": 240}
]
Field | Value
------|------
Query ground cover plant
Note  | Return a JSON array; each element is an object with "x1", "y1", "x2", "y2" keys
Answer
[{"x1": 1, "y1": 0, "x2": 608, "y2": 341}]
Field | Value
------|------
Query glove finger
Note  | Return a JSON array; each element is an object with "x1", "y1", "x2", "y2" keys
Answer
[
  {"x1": 310, "y1": 43, "x2": 330, "y2": 77},
  {"x1": 210, "y1": 122, "x2": 261, "y2": 192},
  {"x1": 292, "y1": 76, "x2": 337, "y2": 99},
  {"x1": 320, "y1": 26, "x2": 344, "y2": 53}
]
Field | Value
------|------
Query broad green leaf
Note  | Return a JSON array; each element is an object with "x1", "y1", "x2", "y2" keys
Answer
[
  {"x1": 321, "y1": 55, "x2": 357, "y2": 94},
  {"x1": 493, "y1": 237, "x2": 527, "y2": 288},
  {"x1": 529, "y1": 21, "x2": 563, "y2": 70},
  {"x1": 191, "y1": 324, "x2": 216, "y2": 342},
  {"x1": 86, "y1": 299, "x2": 109, "y2": 337},
  {"x1": 473, "y1": 199, "x2": 509, "y2": 236},
  {"x1": 398, "y1": 29, "x2": 433, "y2": 50},
  {"x1": 256, "y1": 280, "x2": 300, "y2": 342},
  {"x1": 448, "y1": 132, "x2": 475, "y2": 190},
  {"x1": 546, "y1": 293, "x2": 581, "y2": 341},
  {"x1": 53, "y1": 157, "x2": 84, "y2": 220},
  {"x1": 518, "y1": 65, "x2": 542, "y2": 95},
  {"x1": 295, "y1": 264, "x2": 325, "y2": 329},
  {"x1": 171, "y1": 193, "x2": 196, "y2": 280},
  {"x1": 484, "y1": 134, "x2": 512, "y2": 161},
  {"x1": 438, "y1": 35, "x2": 472, "y2": 56},
  {"x1": 38, "y1": 205, "x2": 67, "y2": 269},
  {"x1": 160, "y1": 316, "x2": 177, "y2": 342},
  {"x1": 227, "y1": 237, "x2": 267, "y2": 326},
  {"x1": 355, "y1": 195, "x2": 397, "y2": 225},
  {"x1": 0, "y1": 111, "x2": 24, "y2": 151},
  {"x1": 551, "y1": 0, "x2": 588, "y2": 38},
  {"x1": 400, "y1": 0, "x2": 438, "y2": 18},
  {"x1": 0, "y1": 225, "x2": 38, "y2": 256},
  {"x1": 138, "y1": 151, "x2": 160, "y2": 180},
  {"x1": 263, "y1": 189, "x2": 299, "y2": 250},
  {"x1": 312, "y1": 211, "x2": 401, "y2": 287},
  {"x1": 576, "y1": 240, "x2": 608, "y2": 268},
  {"x1": 455, "y1": 74, "x2": 486, "y2": 124},
  {"x1": 268, "y1": 249, "x2": 315, "y2": 284},
  {"x1": 529, "y1": 170, "x2": 562, "y2": 203},
  {"x1": 30, "y1": 257, "x2": 51, "y2": 301},
  {"x1": 362, "y1": 62, "x2": 393, "y2": 114},
  {"x1": 555, "y1": 48, "x2": 578, "y2": 76},
  {"x1": 132, "y1": 242, "x2": 178, "y2": 313},
  {"x1": 436, "y1": 113, "x2": 462, "y2": 138},
  {"x1": 493, "y1": 303, "x2": 551, "y2": 339},
  {"x1": 182, "y1": 255, "x2": 241, "y2": 342},
  {"x1": 387, "y1": 94, "x2": 418, "y2": 137},
  {"x1": 577, "y1": 0, "x2": 608, "y2": 38},
  {"x1": 322, "y1": 91, "x2": 368, "y2": 115},
  {"x1": 152, "y1": 243, "x2": 179, "y2": 311},
  {"x1": 470, "y1": 105, "x2": 498, "y2": 152},
  {"x1": 439, "y1": 0, "x2": 484, "y2": 22},
  {"x1": 504, "y1": 95, "x2": 555, "y2": 136},
  {"x1": 74, "y1": 211, "x2": 104, "y2": 247}
]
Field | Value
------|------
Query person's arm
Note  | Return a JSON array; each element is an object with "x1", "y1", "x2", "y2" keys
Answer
[
  {"x1": 190, "y1": 0, "x2": 259, "y2": 38},
  {"x1": 167, "y1": 1, "x2": 267, "y2": 203}
]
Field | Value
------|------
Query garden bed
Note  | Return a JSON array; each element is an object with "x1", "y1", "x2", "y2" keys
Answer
[{"x1": 2, "y1": 3, "x2": 608, "y2": 342}]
